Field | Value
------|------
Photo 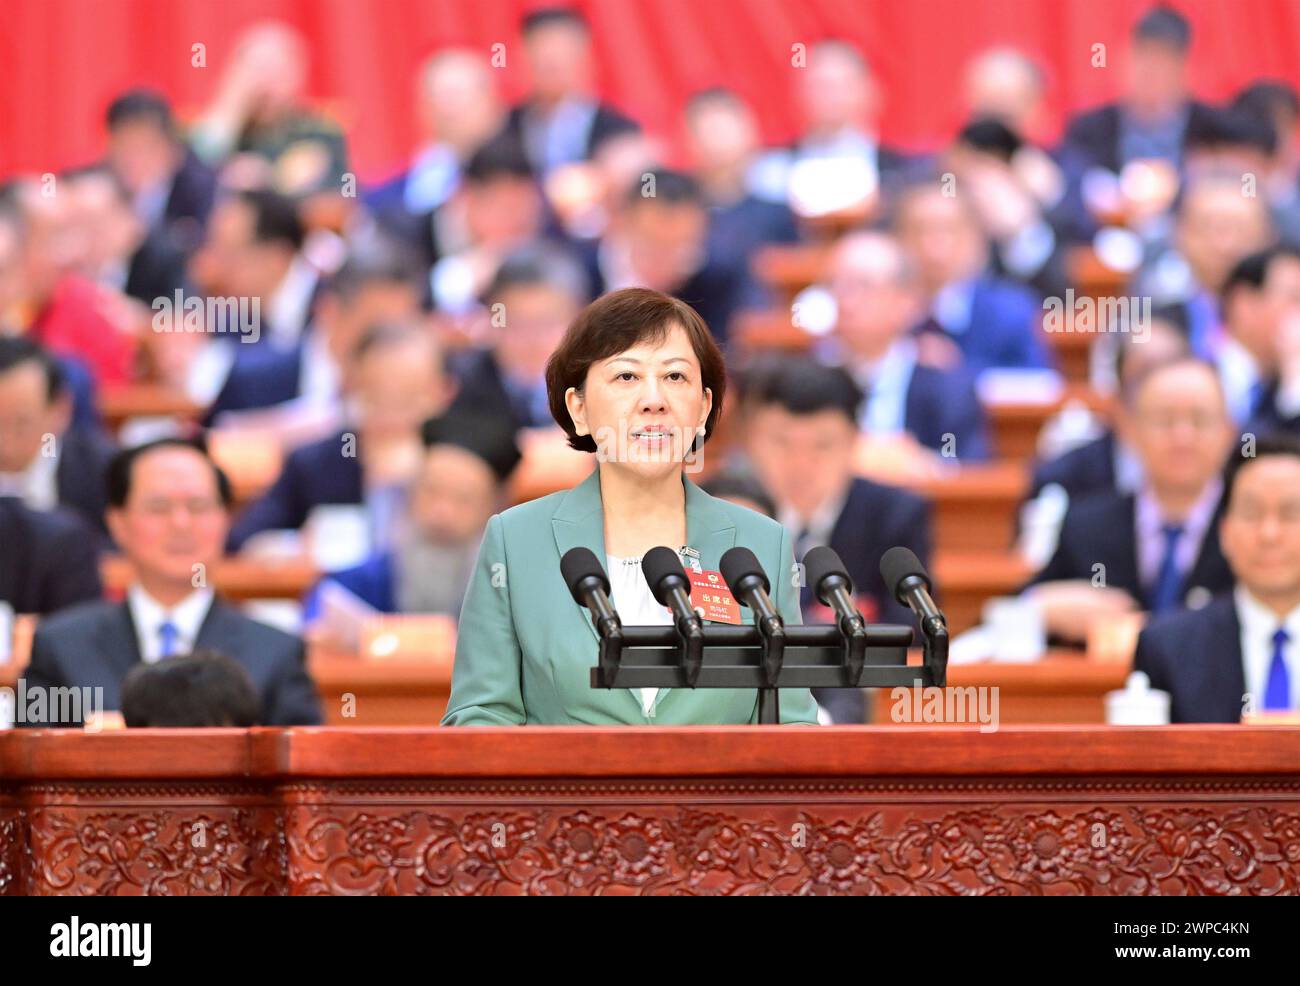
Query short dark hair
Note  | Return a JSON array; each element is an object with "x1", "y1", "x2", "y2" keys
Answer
[
  {"x1": 482, "y1": 242, "x2": 589, "y2": 305},
  {"x1": 1133, "y1": 5, "x2": 1192, "y2": 51},
  {"x1": 233, "y1": 189, "x2": 305, "y2": 252},
  {"x1": 1184, "y1": 105, "x2": 1277, "y2": 157},
  {"x1": 0, "y1": 336, "x2": 65, "y2": 402},
  {"x1": 323, "y1": 242, "x2": 421, "y2": 303},
  {"x1": 545, "y1": 287, "x2": 726, "y2": 453},
  {"x1": 699, "y1": 470, "x2": 777, "y2": 519},
  {"x1": 1224, "y1": 433, "x2": 1300, "y2": 507},
  {"x1": 421, "y1": 407, "x2": 522, "y2": 482},
  {"x1": 957, "y1": 116, "x2": 1024, "y2": 160},
  {"x1": 463, "y1": 135, "x2": 535, "y2": 184},
  {"x1": 106, "y1": 89, "x2": 177, "y2": 139},
  {"x1": 106, "y1": 437, "x2": 233, "y2": 509},
  {"x1": 623, "y1": 169, "x2": 702, "y2": 209},
  {"x1": 1221, "y1": 245, "x2": 1300, "y2": 305},
  {"x1": 743, "y1": 354, "x2": 863, "y2": 424},
  {"x1": 121, "y1": 650, "x2": 261, "y2": 728},
  {"x1": 521, "y1": 7, "x2": 589, "y2": 35},
  {"x1": 1235, "y1": 80, "x2": 1300, "y2": 124},
  {"x1": 352, "y1": 321, "x2": 442, "y2": 370}
]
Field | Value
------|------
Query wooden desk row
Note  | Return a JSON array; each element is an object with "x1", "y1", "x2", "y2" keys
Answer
[{"x1": 3, "y1": 724, "x2": 1296, "y2": 894}]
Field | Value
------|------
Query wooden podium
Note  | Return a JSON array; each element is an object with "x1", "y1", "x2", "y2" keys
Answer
[{"x1": 3, "y1": 725, "x2": 1299, "y2": 895}]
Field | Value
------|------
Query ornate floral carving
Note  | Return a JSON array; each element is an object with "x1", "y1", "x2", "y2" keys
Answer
[
  {"x1": 283, "y1": 801, "x2": 1300, "y2": 895},
  {"x1": 25, "y1": 807, "x2": 282, "y2": 895}
]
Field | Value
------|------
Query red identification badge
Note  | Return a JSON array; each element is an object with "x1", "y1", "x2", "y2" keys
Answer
[{"x1": 688, "y1": 569, "x2": 743, "y2": 624}]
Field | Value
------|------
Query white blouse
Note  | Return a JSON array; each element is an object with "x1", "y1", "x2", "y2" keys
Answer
[{"x1": 605, "y1": 553, "x2": 674, "y2": 717}]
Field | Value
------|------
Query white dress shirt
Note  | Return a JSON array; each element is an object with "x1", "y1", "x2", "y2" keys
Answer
[
  {"x1": 266, "y1": 256, "x2": 319, "y2": 350},
  {"x1": 606, "y1": 553, "x2": 674, "y2": 717},
  {"x1": 1234, "y1": 585, "x2": 1300, "y2": 712},
  {"x1": 850, "y1": 337, "x2": 918, "y2": 436},
  {"x1": 126, "y1": 585, "x2": 215, "y2": 664},
  {"x1": 0, "y1": 447, "x2": 59, "y2": 510}
]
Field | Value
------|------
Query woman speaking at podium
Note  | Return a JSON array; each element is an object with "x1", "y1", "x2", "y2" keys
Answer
[{"x1": 442, "y1": 287, "x2": 819, "y2": 725}]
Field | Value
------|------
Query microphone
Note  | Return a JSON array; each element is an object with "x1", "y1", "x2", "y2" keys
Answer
[
  {"x1": 803, "y1": 546, "x2": 866, "y2": 634},
  {"x1": 642, "y1": 547, "x2": 704, "y2": 629},
  {"x1": 720, "y1": 547, "x2": 785, "y2": 685},
  {"x1": 880, "y1": 546, "x2": 945, "y2": 636},
  {"x1": 560, "y1": 547, "x2": 622, "y2": 640},
  {"x1": 642, "y1": 547, "x2": 705, "y2": 686},
  {"x1": 719, "y1": 547, "x2": 782, "y2": 629}
]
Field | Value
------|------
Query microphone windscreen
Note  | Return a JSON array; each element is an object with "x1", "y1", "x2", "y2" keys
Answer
[
  {"x1": 880, "y1": 546, "x2": 930, "y2": 603},
  {"x1": 560, "y1": 546, "x2": 609, "y2": 602},
  {"x1": 720, "y1": 546, "x2": 769, "y2": 598},
  {"x1": 803, "y1": 545, "x2": 852, "y2": 604},
  {"x1": 641, "y1": 546, "x2": 688, "y2": 606}
]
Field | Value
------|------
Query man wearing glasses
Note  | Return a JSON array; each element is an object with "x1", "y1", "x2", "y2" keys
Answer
[
  {"x1": 20, "y1": 438, "x2": 322, "y2": 727},
  {"x1": 1136, "y1": 434, "x2": 1300, "y2": 721}
]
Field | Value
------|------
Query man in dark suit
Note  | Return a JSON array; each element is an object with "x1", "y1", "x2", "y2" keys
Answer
[
  {"x1": 228, "y1": 323, "x2": 457, "y2": 550},
  {"x1": 194, "y1": 189, "x2": 319, "y2": 349},
  {"x1": 1024, "y1": 358, "x2": 1237, "y2": 644},
  {"x1": 206, "y1": 244, "x2": 422, "y2": 421},
  {"x1": 365, "y1": 50, "x2": 505, "y2": 246},
  {"x1": 894, "y1": 182, "x2": 1053, "y2": 374},
  {"x1": 500, "y1": 7, "x2": 639, "y2": 177},
  {"x1": 105, "y1": 89, "x2": 217, "y2": 261},
  {"x1": 754, "y1": 39, "x2": 925, "y2": 214},
  {"x1": 451, "y1": 243, "x2": 588, "y2": 430},
  {"x1": 742, "y1": 356, "x2": 933, "y2": 723},
  {"x1": 585, "y1": 169, "x2": 759, "y2": 349},
  {"x1": 1060, "y1": 6, "x2": 1215, "y2": 177},
  {"x1": 21, "y1": 438, "x2": 322, "y2": 727},
  {"x1": 0, "y1": 336, "x2": 116, "y2": 535},
  {"x1": 1217, "y1": 246, "x2": 1300, "y2": 435},
  {"x1": 683, "y1": 87, "x2": 801, "y2": 277},
  {"x1": 0, "y1": 499, "x2": 103, "y2": 615},
  {"x1": 1135, "y1": 435, "x2": 1300, "y2": 721},
  {"x1": 821, "y1": 231, "x2": 992, "y2": 463}
]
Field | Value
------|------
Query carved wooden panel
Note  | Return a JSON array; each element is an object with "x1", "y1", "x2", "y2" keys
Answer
[
  {"x1": 4, "y1": 727, "x2": 1300, "y2": 895},
  {"x1": 20, "y1": 785, "x2": 282, "y2": 896},
  {"x1": 278, "y1": 783, "x2": 1300, "y2": 895}
]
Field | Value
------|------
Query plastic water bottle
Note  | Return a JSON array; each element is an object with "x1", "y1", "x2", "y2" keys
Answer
[{"x1": 1105, "y1": 671, "x2": 1171, "y2": 725}]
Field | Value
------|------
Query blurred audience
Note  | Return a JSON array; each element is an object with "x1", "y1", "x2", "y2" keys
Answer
[
  {"x1": 104, "y1": 89, "x2": 217, "y2": 262},
  {"x1": 893, "y1": 181, "x2": 1054, "y2": 373},
  {"x1": 227, "y1": 321, "x2": 455, "y2": 553},
  {"x1": 0, "y1": 498, "x2": 103, "y2": 615},
  {"x1": 1024, "y1": 358, "x2": 1236, "y2": 643},
  {"x1": 0, "y1": 336, "x2": 116, "y2": 533},
  {"x1": 740, "y1": 355, "x2": 932, "y2": 723},
  {"x1": 191, "y1": 21, "x2": 348, "y2": 198},
  {"x1": 821, "y1": 231, "x2": 991, "y2": 469},
  {"x1": 305, "y1": 407, "x2": 520, "y2": 622},
  {"x1": 501, "y1": 7, "x2": 639, "y2": 177},
  {"x1": 367, "y1": 50, "x2": 505, "y2": 244},
  {"x1": 452, "y1": 244, "x2": 588, "y2": 429}
]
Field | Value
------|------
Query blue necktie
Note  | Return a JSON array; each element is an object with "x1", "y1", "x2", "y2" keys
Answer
[
  {"x1": 158, "y1": 620, "x2": 178, "y2": 659},
  {"x1": 1265, "y1": 627, "x2": 1291, "y2": 711},
  {"x1": 1150, "y1": 523, "x2": 1185, "y2": 613}
]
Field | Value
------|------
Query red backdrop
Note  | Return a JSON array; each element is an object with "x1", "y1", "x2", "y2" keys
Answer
[{"x1": 4, "y1": 0, "x2": 1300, "y2": 183}]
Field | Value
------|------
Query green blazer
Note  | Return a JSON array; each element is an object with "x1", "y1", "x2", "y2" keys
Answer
[{"x1": 442, "y1": 468, "x2": 820, "y2": 725}]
